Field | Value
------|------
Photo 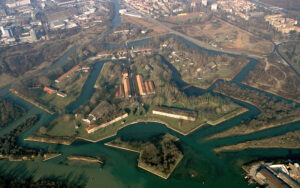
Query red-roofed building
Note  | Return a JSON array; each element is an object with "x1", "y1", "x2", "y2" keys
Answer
[
  {"x1": 148, "y1": 81, "x2": 155, "y2": 94},
  {"x1": 136, "y1": 75, "x2": 146, "y2": 96},
  {"x1": 55, "y1": 65, "x2": 81, "y2": 83},
  {"x1": 43, "y1": 86, "x2": 57, "y2": 94}
]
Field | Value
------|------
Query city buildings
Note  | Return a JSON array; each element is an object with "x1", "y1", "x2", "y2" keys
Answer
[
  {"x1": 211, "y1": 3, "x2": 218, "y2": 11},
  {"x1": 265, "y1": 14, "x2": 300, "y2": 34},
  {"x1": 0, "y1": 0, "x2": 110, "y2": 47},
  {"x1": 122, "y1": 0, "x2": 188, "y2": 17},
  {"x1": 6, "y1": 0, "x2": 31, "y2": 8},
  {"x1": 216, "y1": 0, "x2": 256, "y2": 20}
]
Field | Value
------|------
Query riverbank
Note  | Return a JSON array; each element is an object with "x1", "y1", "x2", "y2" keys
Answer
[
  {"x1": 10, "y1": 89, "x2": 55, "y2": 115},
  {"x1": 43, "y1": 153, "x2": 62, "y2": 161},
  {"x1": 0, "y1": 153, "x2": 61, "y2": 162},
  {"x1": 209, "y1": 83, "x2": 300, "y2": 140},
  {"x1": 215, "y1": 144, "x2": 300, "y2": 153},
  {"x1": 104, "y1": 142, "x2": 140, "y2": 153},
  {"x1": 24, "y1": 136, "x2": 74, "y2": 145},
  {"x1": 208, "y1": 116, "x2": 300, "y2": 141},
  {"x1": 67, "y1": 156, "x2": 103, "y2": 164},
  {"x1": 242, "y1": 81, "x2": 300, "y2": 103},
  {"x1": 214, "y1": 130, "x2": 300, "y2": 153},
  {"x1": 214, "y1": 90, "x2": 262, "y2": 110},
  {"x1": 138, "y1": 154, "x2": 183, "y2": 180},
  {"x1": 207, "y1": 107, "x2": 248, "y2": 126},
  {"x1": 25, "y1": 107, "x2": 248, "y2": 145}
]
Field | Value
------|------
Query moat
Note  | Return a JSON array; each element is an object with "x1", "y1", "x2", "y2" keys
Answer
[{"x1": 0, "y1": 0, "x2": 300, "y2": 187}]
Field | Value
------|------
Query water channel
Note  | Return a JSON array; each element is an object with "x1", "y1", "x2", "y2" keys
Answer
[{"x1": 0, "y1": 0, "x2": 300, "y2": 187}]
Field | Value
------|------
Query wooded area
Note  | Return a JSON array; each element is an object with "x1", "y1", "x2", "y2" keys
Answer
[{"x1": 0, "y1": 98, "x2": 26, "y2": 129}]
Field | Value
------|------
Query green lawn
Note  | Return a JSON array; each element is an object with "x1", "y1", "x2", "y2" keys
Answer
[
  {"x1": 46, "y1": 114, "x2": 77, "y2": 137},
  {"x1": 40, "y1": 73, "x2": 89, "y2": 111}
]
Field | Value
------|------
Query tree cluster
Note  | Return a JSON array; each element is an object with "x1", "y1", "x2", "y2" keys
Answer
[
  {"x1": 215, "y1": 82, "x2": 300, "y2": 129},
  {"x1": 0, "y1": 175, "x2": 81, "y2": 188},
  {"x1": 140, "y1": 135, "x2": 182, "y2": 174},
  {"x1": 0, "y1": 116, "x2": 45, "y2": 158},
  {"x1": 0, "y1": 98, "x2": 26, "y2": 129}
]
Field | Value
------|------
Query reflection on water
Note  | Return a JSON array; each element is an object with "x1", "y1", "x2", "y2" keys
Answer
[{"x1": 0, "y1": 0, "x2": 300, "y2": 186}]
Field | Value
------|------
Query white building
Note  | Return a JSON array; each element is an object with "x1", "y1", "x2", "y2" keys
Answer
[
  {"x1": 201, "y1": 0, "x2": 207, "y2": 6},
  {"x1": 119, "y1": 9, "x2": 127, "y2": 14},
  {"x1": 211, "y1": 3, "x2": 218, "y2": 11},
  {"x1": 0, "y1": 26, "x2": 13, "y2": 38},
  {"x1": 6, "y1": 0, "x2": 31, "y2": 8},
  {"x1": 50, "y1": 20, "x2": 65, "y2": 30}
]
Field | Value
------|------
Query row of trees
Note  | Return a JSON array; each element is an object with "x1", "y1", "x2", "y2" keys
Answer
[{"x1": 0, "y1": 176, "x2": 81, "y2": 188}]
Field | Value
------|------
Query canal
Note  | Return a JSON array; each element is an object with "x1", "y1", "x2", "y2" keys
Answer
[{"x1": 0, "y1": 0, "x2": 299, "y2": 187}]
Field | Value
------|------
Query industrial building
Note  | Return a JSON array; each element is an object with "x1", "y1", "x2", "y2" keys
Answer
[{"x1": 256, "y1": 168, "x2": 289, "y2": 188}]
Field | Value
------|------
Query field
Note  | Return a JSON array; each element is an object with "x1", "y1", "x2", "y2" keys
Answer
[
  {"x1": 40, "y1": 72, "x2": 89, "y2": 111},
  {"x1": 159, "y1": 38, "x2": 249, "y2": 89},
  {"x1": 170, "y1": 55, "x2": 249, "y2": 89},
  {"x1": 121, "y1": 15, "x2": 169, "y2": 39},
  {"x1": 45, "y1": 114, "x2": 77, "y2": 137},
  {"x1": 244, "y1": 54, "x2": 300, "y2": 102},
  {"x1": 94, "y1": 62, "x2": 122, "y2": 89},
  {"x1": 166, "y1": 16, "x2": 273, "y2": 55}
]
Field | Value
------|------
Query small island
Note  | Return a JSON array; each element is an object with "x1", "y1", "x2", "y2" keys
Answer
[
  {"x1": 67, "y1": 155, "x2": 104, "y2": 164},
  {"x1": 105, "y1": 133, "x2": 183, "y2": 179}
]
